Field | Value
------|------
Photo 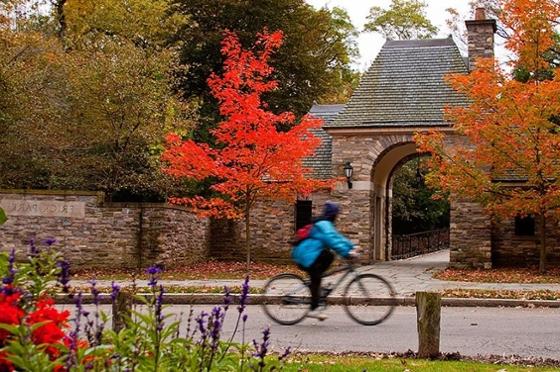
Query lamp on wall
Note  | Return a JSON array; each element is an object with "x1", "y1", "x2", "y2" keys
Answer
[{"x1": 344, "y1": 161, "x2": 353, "y2": 189}]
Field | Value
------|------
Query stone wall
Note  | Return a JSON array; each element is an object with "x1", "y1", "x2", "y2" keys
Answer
[
  {"x1": 449, "y1": 200, "x2": 492, "y2": 269},
  {"x1": 209, "y1": 192, "x2": 331, "y2": 262},
  {"x1": 0, "y1": 190, "x2": 209, "y2": 269},
  {"x1": 330, "y1": 134, "x2": 379, "y2": 262},
  {"x1": 492, "y1": 215, "x2": 560, "y2": 267}
]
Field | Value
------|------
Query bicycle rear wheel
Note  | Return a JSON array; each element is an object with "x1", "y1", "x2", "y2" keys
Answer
[
  {"x1": 343, "y1": 273, "x2": 396, "y2": 326},
  {"x1": 262, "y1": 273, "x2": 310, "y2": 325}
]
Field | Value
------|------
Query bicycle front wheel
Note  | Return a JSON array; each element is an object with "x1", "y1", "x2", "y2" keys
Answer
[
  {"x1": 262, "y1": 273, "x2": 310, "y2": 325},
  {"x1": 343, "y1": 273, "x2": 396, "y2": 326}
]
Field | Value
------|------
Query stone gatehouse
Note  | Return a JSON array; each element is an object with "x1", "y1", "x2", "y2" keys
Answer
[
  {"x1": 3, "y1": 11, "x2": 559, "y2": 269},
  {"x1": 210, "y1": 9, "x2": 560, "y2": 268}
]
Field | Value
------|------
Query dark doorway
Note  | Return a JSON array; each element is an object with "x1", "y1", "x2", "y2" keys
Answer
[{"x1": 390, "y1": 157, "x2": 450, "y2": 260}]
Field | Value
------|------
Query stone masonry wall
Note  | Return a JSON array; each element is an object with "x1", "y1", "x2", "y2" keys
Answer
[
  {"x1": 449, "y1": 200, "x2": 492, "y2": 268},
  {"x1": 330, "y1": 135, "x2": 378, "y2": 262},
  {"x1": 0, "y1": 190, "x2": 209, "y2": 269},
  {"x1": 492, "y1": 215, "x2": 560, "y2": 267},
  {"x1": 209, "y1": 192, "x2": 331, "y2": 262}
]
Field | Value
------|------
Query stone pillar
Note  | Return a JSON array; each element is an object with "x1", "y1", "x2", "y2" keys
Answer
[
  {"x1": 330, "y1": 136, "x2": 375, "y2": 261},
  {"x1": 449, "y1": 200, "x2": 492, "y2": 268},
  {"x1": 465, "y1": 7, "x2": 497, "y2": 71}
]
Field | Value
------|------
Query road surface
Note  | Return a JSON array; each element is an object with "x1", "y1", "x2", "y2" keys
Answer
[{"x1": 65, "y1": 304, "x2": 560, "y2": 359}]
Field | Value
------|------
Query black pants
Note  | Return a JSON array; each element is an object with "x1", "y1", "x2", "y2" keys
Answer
[{"x1": 299, "y1": 250, "x2": 334, "y2": 310}]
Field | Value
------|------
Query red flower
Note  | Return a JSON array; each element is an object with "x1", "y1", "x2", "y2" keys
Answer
[
  {"x1": 0, "y1": 351, "x2": 14, "y2": 371},
  {"x1": 0, "y1": 292, "x2": 23, "y2": 343},
  {"x1": 27, "y1": 297, "x2": 70, "y2": 359}
]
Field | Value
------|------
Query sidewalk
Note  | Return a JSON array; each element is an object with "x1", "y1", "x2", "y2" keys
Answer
[{"x1": 73, "y1": 250, "x2": 560, "y2": 296}]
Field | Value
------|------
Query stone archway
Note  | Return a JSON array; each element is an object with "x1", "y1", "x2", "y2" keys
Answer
[
  {"x1": 370, "y1": 138, "x2": 419, "y2": 261},
  {"x1": 327, "y1": 128, "x2": 492, "y2": 267},
  {"x1": 327, "y1": 130, "x2": 422, "y2": 263}
]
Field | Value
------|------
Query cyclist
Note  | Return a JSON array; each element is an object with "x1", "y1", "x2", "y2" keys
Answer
[{"x1": 291, "y1": 201, "x2": 358, "y2": 320}]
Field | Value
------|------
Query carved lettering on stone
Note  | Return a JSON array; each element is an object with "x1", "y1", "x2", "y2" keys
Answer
[{"x1": 0, "y1": 199, "x2": 85, "y2": 218}]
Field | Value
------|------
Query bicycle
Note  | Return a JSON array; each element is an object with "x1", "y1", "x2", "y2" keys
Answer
[{"x1": 261, "y1": 259, "x2": 396, "y2": 326}]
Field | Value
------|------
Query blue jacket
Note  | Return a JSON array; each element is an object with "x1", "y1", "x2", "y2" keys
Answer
[{"x1": 291, "y1": 220, "x2": 354, "y2": 268}]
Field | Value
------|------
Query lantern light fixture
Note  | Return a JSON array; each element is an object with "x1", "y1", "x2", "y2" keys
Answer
[{"x1": 344, "y1": 161, "x2": 353, "y2": 189}]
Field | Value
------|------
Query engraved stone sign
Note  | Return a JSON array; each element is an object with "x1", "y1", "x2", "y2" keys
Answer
[{"x1": 0, "y1": 199, "x2": 86, "y2": 218}]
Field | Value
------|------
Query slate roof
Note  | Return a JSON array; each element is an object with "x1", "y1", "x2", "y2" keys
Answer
[
  {"x1": 303, "y1": 104, "x2": 344, "y2": 179},
  {"x1": 327, "y1": 37, "x2": 468, "y2": 129}
]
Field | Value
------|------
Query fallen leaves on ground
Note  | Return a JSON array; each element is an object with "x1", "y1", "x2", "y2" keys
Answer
[
  {"x1": 73, "y1": 260, "x2": 302, "y2": 281},
  {"x1": 440, "y1": 288, "x2": 560, "y2": 300},
  {"x1": 434, "y1": 267, "x2": 560, "y2": 283},
  {"x1": 67, "y1": 284, "x2": 264, "y2": 295}
]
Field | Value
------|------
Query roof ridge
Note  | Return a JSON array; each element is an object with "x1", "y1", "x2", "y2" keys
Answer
[{"x1": 383, "y1": 38, "x2": 456, "y2": 49}]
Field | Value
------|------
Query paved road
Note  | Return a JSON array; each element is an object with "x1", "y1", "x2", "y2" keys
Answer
[
  {"x1": 194, "y1": 305, "x2": 560, "y2": 359},
  {"x1": 64, "y1": 304, "x2": 560, "y2": 359}
]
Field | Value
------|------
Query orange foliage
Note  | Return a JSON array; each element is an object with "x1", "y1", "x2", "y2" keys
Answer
[
  {"x1": 500, "y1": 0, "x2": 560, "y2": 71},
  {"x1": 163, "y1": 30, "x2": 332, "y2": 220},
  {"x1": 415, "y1": 0, "x2": 560, "y2": 271},
  {"x1": 416, "y1": 0, "x2": 560, "y2": 219}
]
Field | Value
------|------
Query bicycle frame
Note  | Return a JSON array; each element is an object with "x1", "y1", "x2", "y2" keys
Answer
[{"x1": 302, "y1": 261, "x2": 360, "y2": 299}]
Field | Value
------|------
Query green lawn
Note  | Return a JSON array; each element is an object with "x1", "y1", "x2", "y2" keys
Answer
[{"x1": 283, "y1": 355, "x2": 558, "y2": 372}]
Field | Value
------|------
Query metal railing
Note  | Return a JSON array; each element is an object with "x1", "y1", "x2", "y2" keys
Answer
[{"x1": 391, "y1": 228, "x2": 450, "y2": 260}]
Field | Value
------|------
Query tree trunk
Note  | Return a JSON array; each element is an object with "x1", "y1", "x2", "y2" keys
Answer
[
  {"x1": 416, "y1": 291, "x2": 441, "y2": 359},
  {"x1": 244, "y1": 205, "x2": 251, "y2": 273},
  {"x1": 539, "y1": 213, "x2": 547, "y2": 273},
  {"x1": 54, "y1": 0, "x2": 67, "y2": 41}
]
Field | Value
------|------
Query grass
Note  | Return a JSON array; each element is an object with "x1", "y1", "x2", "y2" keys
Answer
[
  {"x1": 283, "y1": 354, "x2": 559, "y2": 371},
  {"x1": 72, "y1": 260, "x2": 302, "y2": 281},
  {"x1": 434, "y1": 267, "x2": 560, "y2": 284}
]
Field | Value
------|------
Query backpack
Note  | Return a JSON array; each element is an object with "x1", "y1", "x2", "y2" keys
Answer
[{"x1": 291, "y1": 223, "x2": 313, "y2": 246}]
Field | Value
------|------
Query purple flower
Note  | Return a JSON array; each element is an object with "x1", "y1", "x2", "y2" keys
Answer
[
  {"x1": 237, "y1": 276, "x2": 250, "y2": 313},
  {"x1": 195, "y1": 311, "x2": 208, "y2": 344},
  {"x1": 209, "y1": 306, "x2": 223, "y2": 351},
  {"x1": 155, "y1": 285, "x2": 165, "y2": 332},
  {"x1": 71, "y1": 292, "x2": 83, "y2": 339},
  {"x1": 28, "y1": 238, "x2": 38, "y2": 256},
  {"x1": 43, "y1": 237, "x2": 56, "y2": 246},
  {"x1": 110, "y1": 281, "x2": 121, "y2": 303},
  {"x1": 146, "y1": 265, "x2": 162, "y2": 287},
  {"x1": 146, "y1": 265, "x2": 162, "y2": 275},
  {"x1": 242, "y1": 314, "x2": 248, "y2": 323},
  {"x1": 57, "y1": 259, "x2": 71, "y2": 293},
  {"x1": 279, "y1": 346, "x2": 291, "y2": 361},
  {"x1": 223, "y1": 286, "x2": 231, "y2": 310},
  {"x1": 90, "y1": 279, "x2": 100, "y2": 306},
  {"x1": 254, "y1": 327, "x2": 271, "y2": 367},
  {"x1": 2, "y1": 249, "x2": 16, "y2": 290},
  {"x1": 185, "y1": 308, "x2": 195, "y2": 339}
]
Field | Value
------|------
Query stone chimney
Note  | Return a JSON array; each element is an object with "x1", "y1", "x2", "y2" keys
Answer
[{"x1": 465, "y1": 7, "x2": 497, "y2": 70}]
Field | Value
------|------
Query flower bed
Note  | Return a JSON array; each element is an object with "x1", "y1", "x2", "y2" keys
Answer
[{"x1": 0, "y1": 240, "x2": 288, "y2": 371}]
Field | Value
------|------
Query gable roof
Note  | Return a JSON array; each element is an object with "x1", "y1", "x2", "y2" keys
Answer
[
  {"x1": 303, "y1": 104, "x2": 344, "y2": 179},
  {"x1": 327, "y1": 37, "x2": 468, "y2": 129}
]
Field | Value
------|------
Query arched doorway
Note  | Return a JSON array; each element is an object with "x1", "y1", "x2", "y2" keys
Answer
[
  {"x1": 389, "y1": 156, "x2": 450, "y2": 260},
  {"x1": 371, "y1": 142, "x2": 418, "y2": 261},
  {"x1": 370, "y1": 141, "x2": 450, "y2": 261}
]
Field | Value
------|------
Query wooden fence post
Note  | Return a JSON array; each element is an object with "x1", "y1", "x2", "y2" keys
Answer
[
  {"x1": 112, "y1": 291, "x2": 133, "y2": 332},
  {"x1": 416, "y1": 291, "x2": 441, "y2": 358}
]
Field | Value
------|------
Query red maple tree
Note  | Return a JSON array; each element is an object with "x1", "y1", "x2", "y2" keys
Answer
[
  {"x1": 163, "y1": 30, "x2": 332, "y2": 267},
  {"x1": 415, "y1": 0, "x2": 560, "y2": 272}
]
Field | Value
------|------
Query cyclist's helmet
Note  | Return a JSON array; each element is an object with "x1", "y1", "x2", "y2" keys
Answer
[{"x1": 323, "y1": 201, "x2": 340, "y2": 222}]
